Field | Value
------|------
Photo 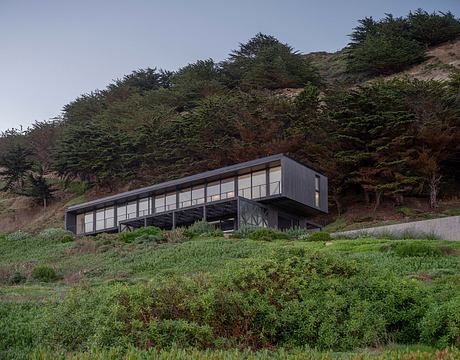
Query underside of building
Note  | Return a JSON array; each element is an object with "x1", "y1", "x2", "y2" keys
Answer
[{"x1": 65, "y1": 154, "x2": 328, "y2": 235}]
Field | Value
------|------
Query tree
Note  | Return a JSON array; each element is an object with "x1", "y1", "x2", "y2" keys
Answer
[
  {"x1": 22, "y1": 172, "x2": 55, "y2": 208},
  {"x1": 408, "y1": 9, "x2": 460, "y2": 46},
  {"x1": 222, "y1": 33, "x2": 320, "y2": 90},
  {"x1": 0, "y1": 144, "x2": 33, "y2": 192}
]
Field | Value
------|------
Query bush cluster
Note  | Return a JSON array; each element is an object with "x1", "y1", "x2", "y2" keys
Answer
[
  {"x1": 185, "y1": 220, "x2": 223, "y2": 238},
  {"x1": 31, "y1": 265, "x2": 57, "y2": 282},
  {"x1": 304, "y1": 231, "x2": 332, "y2": 242},
  {"x1": 393, "y1": 242, "x2": 443, "y2": 257},
  {"x1": 41, "y1": 250, "x2": 435, "y2": 351},
  {"x1": 6, "y1": 230, "x2": 31, "y2": 241},
  {"x1": 119, "y1": 227, "x2": 163, "y2": 243},
  {"x1": 38, "y1": 228, "x2": 74, "y2": 243}
]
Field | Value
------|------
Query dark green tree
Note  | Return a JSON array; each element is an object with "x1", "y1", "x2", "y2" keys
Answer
[
  {"x1": 0, "y1": 144, "x2": 33, "y2": 191},
  {"x1": 408, "y1": 9, "x2": 460, "y2": 46},
  {"x1": 22, "y1": 172, "x2": 55, "y2": 208}
]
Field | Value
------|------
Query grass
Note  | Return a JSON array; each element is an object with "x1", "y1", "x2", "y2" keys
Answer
[{"x1": 0, "y1": 231, "x2": 459, "y2": 358}]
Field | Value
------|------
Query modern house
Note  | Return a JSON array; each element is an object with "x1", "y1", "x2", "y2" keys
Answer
[{"x1": 65, "y1": 154, "x2": 328, "y2": 235}]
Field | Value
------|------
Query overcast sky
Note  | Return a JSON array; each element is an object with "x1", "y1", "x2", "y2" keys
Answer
[{"x1": 1, "y1": 0, "x2": 459, "y2": 132}]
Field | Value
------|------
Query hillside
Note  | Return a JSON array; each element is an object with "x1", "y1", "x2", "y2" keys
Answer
[{"x1": 1, "y1": 226, "x2": 460, "y2": 358}]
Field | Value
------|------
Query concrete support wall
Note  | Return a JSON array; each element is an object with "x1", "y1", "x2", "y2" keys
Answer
[{"x1": 333, "y1": 216, "x2": 460, "y2": 241}]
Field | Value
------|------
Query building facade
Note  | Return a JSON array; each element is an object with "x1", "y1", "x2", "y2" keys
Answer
[{"x1": 65, "y1": 154, "x2": 328, "y2": 235}]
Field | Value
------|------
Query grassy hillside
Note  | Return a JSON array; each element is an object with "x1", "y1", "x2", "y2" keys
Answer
[{"x1": 1, "y1": 226, "x2": 459, "y2": 359}]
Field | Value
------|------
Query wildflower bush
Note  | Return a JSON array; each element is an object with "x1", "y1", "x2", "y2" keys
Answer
[
  {"x1": 6, "y1": 230, "x2": 31, "y2": 241},
  {"x1": 38, "y1": 228, "x2": 74, "y2": 243}
]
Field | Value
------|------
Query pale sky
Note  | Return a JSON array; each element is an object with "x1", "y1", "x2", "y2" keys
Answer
[{"x1": 1, "y1": 0, "x2": 459, "y2": 131}]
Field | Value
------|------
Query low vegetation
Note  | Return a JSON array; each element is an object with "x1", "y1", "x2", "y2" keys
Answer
[{"x1": 0, "y1": 222, "x2": 459, "y2": 359}]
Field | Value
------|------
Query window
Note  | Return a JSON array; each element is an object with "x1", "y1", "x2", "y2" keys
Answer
[
  {"x1": 191, "y1": 185, "x2": 205, "y2": 205},
  {"x1": 315, "y1": 175, "x2": 320, "y2": 207},
  {"x1": 117, "y1": 204, "x2": 126, "y2": 225},
  {"x1": 269, "y1": 166, "x2": 281, "y2": 195},
  {"x1": 84, "y1": 212, "x2": 94, "y2": 233},
  {"x1": 206, "y1": 181, "x2": 220, "y2": 202},
  {"x1": 105, "y1": 207, "x2": 115, "y2": 228},
  {"x1": 76, "y1": 213, "x2": 85, "y2": 235},
  {"x1": 252, "y1": 170, "x2": 267, "y2": 199},
  {"x1": 155, "y1": 194, "x2": 166, "y2": 213},
  {"x1": 138, "y1": 198, "x2": 149, "y2": 217},
  {"x1": 127, "y1": 201, "x2": 137, "y2": 219},
  {"x1": 220, "y1": 178, "x2": 234, "y2": 199},
  {"x1": 165, "y1": 192, "x2": 176, "y2": 211},
  {"x1": 179, "y1": 188, "x2": 192, "y2": 208},
  {"x1": 238, "y1": 174, "x2": 251, "y2": 199},
  {"x1": 96, "y1": 209, "x2": 105, "y2": 231}
]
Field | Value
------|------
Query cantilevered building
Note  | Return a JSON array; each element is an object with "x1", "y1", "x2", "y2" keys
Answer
[{"x1": 65, "y1": 154, "x2": 328, "y2": 235}]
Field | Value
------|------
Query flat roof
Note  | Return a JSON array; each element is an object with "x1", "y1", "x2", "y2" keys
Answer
[{"x1": 67, "y1": 153, "x2": 290, "y2": 212}]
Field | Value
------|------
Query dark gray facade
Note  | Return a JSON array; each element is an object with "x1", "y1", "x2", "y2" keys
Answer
[{"x1": 65, "y1": 154, "x2": 328, "y2": 235}]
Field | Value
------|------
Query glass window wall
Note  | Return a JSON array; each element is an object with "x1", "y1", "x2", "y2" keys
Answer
[
  {"x1": 238, "y1": 174, "x2": 251, "y2": 199},
  {"x1": 269, "y1": 166, "x2": 282, "y2": 195},
  {"x1": 252, "y1": 170, "x2": 267, "y2": 199},
  {"x1": 179, "y1": 188, "x2": 192, "y2": 208},
  {"x1": 220, "y1": 178, "x2": 235, "y2": 199},
  {"x1": 126, "y1": 201, "x2": 137, "y2": 219},
  {"x1": 191, "y1": 185, "x2": 205, "y2": 205},
  {"x1": 206, "y1": 181, "x2": 220, "y2": 202},
  {"x1": 138, "y1": 198, "x2": 149, "y2": 217},
  {"x1": 76, "y1": 213, "x2": 85, "y2": 234},
  {"x1": 84, "y1": 212, "x2": 94, "y2": 233},
  {"x1": 155, "y1": 194, "x2": 166, "y2": 213},
  {"x1": 165, "y1": 192, "x2": 176, "y2": 211},
  {"x1": 117, "y1": 204, "x2": 126, "y2": 225}
]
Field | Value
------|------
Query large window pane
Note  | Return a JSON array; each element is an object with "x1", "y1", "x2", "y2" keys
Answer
[
  {"x1": 155, "y1": 194, "x2": 166, "y2": 213},
  {"x1": 179, "y1": 188, "x2": 192, "y2": 208},
  {"x1": 117, "y1": 204, "x2": 126, "y2": 225},
  {"x1": 76, "y1": 213, "x2": 85, "y2": 234},
  {"x1": 105, "y1": 207, "x2": 115, "y2": 228},
  {"x1": 206, "y1": 181, "x2": 220, "y2": 202},
  {"x1": 191, "y1": 185, "x2": 205, "y2": 205},
  {"x1": 252, "y1": 170, "x2": 267, "y2": 199},
  {"x1": 139, "y1": 198, "x2": 149, "y2": 217},
  {"x1": 96, "y1": 209, "x2": 105, "y2": 231},
  {"x1": 127, "y1": 201, "x2": 137, "y2": 219},
  {"x1": 84, "y1": 212, "x2": 94, "y2": 233},
  {"x1": 165, "y1": 192, "x2": 177, "y2": 211},
  {"x1": 315, "y1": 175, "x2": 320, "y2": 207},
  {"x1": 238, "y1": 174, "x2": 251, "y2": 199},
  {"x1": 269, "y1": 166, "x2": 282, "y2": 195},
  {"x1": 220, "y1": 178, "x2": 234, "y2": 199}
]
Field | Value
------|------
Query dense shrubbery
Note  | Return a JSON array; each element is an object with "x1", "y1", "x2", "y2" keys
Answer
[
  {"x1": 119, "y1": 227, "x2": 163, "y2": 243},
  {"x1": 6, "y1": 230, "x2": 31, "y2": 241},
  {"x1": 31, "y1": 265, "x2": 57, "y2": 282},
  {"x1": 304, "y1": 231, "x2": 332, "y2": 242},
  {"x1": 347, "y1": 10, "x2": 460, "y2": 75},
  {"x1": 393, "y1": 242, "x2": 443, "y2": 257},
  {"x1": 38, "y1": 228, "x2": 74, "y2": 243},
  {"x1": 39, "y1": 250, "x2": 435, "y2": 352},
  {"x1": 185, "y1": 220, "x2": 223, "y2": 238}
]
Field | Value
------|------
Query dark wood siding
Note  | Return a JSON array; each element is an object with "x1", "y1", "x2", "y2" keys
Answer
[{"x1": 281, "y1": 157, "x2": 328, "y2": 213}]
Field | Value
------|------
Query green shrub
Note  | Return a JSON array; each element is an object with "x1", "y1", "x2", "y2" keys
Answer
[
  {"x1": 38, "y1": 228, "x2": 74, "y2": 243},
  {"x1": 247, "y1": 227, "x2": 289, "y2": 241},
  {"x1": 185, "y1": 220, "x2": 223, "y2": 237},
  {"x1": 134, "y1": 232, "x2": 167, "y2": 244},
  {"x1": 164, "y1": 228, "x2": 192, "y2": 243},
  {"x1": 6, "y1": 230, "x2": 31, "y2": 241},
  {"x1": 232, "y1": 225, "x2": 258, "y2": 239},
  {"x1": 119, "y1": 226, "x2": 162, "y2": 243},
  {"x1": 9, "y1": 271, "x2": 26, "y2": 285},
  {"x1": 31, "y1": 265, "x2": 57, "y2": 282},
  {"x1": 305, "y1": 231, "x2": 332, "y2": 242},
  {"x1": 420, "y1": 296, "x2": 460, "y2": 348},
  {"x1": 393, "y1": 242, "x2": 442, "y2": 257},
  {"x1": 282, "y1": 226, "x2": 310, "y2": 239},
  {"x1": 145, "y1": 319, "x2": 213, "y2": 349}
]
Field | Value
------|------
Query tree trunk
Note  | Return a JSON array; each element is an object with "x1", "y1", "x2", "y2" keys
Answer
[
  {"x1": 364, "y1": 190, "x2": 370, "y2": 205},
  {"x1": 333, "y1": 194, "x2": 342, "y2": 216},
  {"x1": 373, "y1": 191, "x2": 382, "y2": 213},
  {"x1": 429, "y1": 173, "x2": 441, "y2": 209},
  {"x1": 43, "y1": 196, "x2": 47, "y2": 209}
]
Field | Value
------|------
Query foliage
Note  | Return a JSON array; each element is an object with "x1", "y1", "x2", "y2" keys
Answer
[
  {"x1": 347, "y1": 11, "x2": 460, "y2": 75},
  {"x1": 185, "y1": 220, "x2": 223, "y2": 238},
  {"x1": 0, "y1": 144, "x2": 33, "y2": 191},
  {"x1": 20, "y1": 172, "x2": 55, "y2": 208},
  {"x1": 31, "y1": 265, "x2": 57, "y2": 282},
  {"x1": 119, "y1": 226, "x2": 163, "y2": 243},
  {"x1": 246, "y1": 227, "x2": 289, "y2": 241},
  {"x1": 305, "y1": 231, "x2": 332, "y2": 242},
  {"x1": 38, "y1": 228, "x2": 74, "y2": 243},
  {"x1": 392, "y1": 242, "x2": 443, "y2": 257},
  {"x1": 222, "y1": 33, "x2": 320, "y2": 89},
  {"x1": 6, "y1": 230, "x2": 31, "y2": 241},
  {"x1": 420, "y1": 296, "x2": 460, "y2": 348},
  {"x1": 9, "y1": 271, "x2": 26, "y2": 285}
]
